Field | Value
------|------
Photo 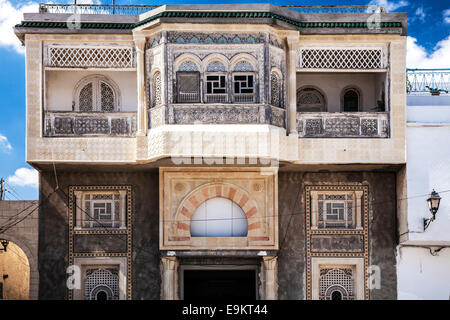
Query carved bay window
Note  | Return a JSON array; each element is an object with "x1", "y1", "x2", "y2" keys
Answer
[{"x1": 74, "y1": 190, "x2": 127, "y2": 229}]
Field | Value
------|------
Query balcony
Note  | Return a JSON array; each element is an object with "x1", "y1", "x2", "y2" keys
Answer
[
  {"x1": 44, "y1": 112, "x2": 137, "y2": 137},
  {"x1": 296, "y1": 112, "x2": 389, "y2": 138},
  {"x1": 149, "y1": 104, "x2": 285, "y2": 128}
]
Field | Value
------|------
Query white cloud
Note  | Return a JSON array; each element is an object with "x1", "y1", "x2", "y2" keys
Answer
[
  {"x1": 0, "y1": 134, "x2": 12, "y2": 152},
  {"x1": 368, "y1": 0, "x2": 409, "y2": 12},
  {"x1": 0, "y1": 0, "x2": 40, "y2": 54},
  {"x1": 0, "y1": 0, "x2": 100, "y2": 54},
  {"x1": 407, "y1": 36, "x2": 450, "y2": 69},
  {"x1": 7, "y1": 167, "x2": 38, "y2": 188},
  {"x1": 444, "y1": 9, "x2": 450, "y2": 24},
  {"x1": 414, "y1": 7, "x2": 426, "y2": 22}
]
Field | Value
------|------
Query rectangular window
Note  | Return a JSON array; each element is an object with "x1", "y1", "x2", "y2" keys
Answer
[
  {"x1": 233, "y1": 74, "x2": 255, "y2": 103},
  {"x1": 82, "y1": 193, "x2": 121, "y2": 229},
  {"x1": 176, "y1": 72, "x2": 200, "y2": 103},
  {"x1": 205, "y1": 75, "x2": 227, "y2": 103}
]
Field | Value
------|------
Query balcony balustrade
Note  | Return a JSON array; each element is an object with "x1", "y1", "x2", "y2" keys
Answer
[
  {"x1": 44, "y1": 112, "x2": 137, "y2": 137},
  {"x1": 296, "y1": 112, "x2": 389, "y2": 138}
]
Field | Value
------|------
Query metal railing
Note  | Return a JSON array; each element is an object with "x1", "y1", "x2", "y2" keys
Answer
[
  {"x1": 177, "y1": 92, "x2": 200, "y2": 103},
  {"x1": 283, "y1": 5, "x2": 386, "y2": 14},
  {"x1": 407, "y1": 69, "x2": 450, "y2": 95},
  {"x1": 232, "y1": 94, "x2": 256, "y2": 104},
  {"x1": 38, "y1": 3, "x2": 386, "y2": 15},
  {"x1": 205, "y1": 94, "x2": 228, "y2": 103},
  {"x1": 39, "y1": 3, "x2": 159, "y2": 15}
]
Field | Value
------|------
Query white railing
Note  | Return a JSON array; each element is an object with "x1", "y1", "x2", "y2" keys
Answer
[
  {"x1": 233, "y1": 94, "x2": 256, "y2": 103},
  {"x1": 205, "y1": 94, "x2": 228, "y2": 103},
  {"x1": 177, "y1": 93, "x2": 200, "y2": 103},
  {"x1": 296, "y1": 112, "x2": 389, "y2": 138}
]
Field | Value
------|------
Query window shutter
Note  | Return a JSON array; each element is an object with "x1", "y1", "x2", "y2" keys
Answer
[{"x1": 176, "y1": 72, "x2": 200, "y2": 103}]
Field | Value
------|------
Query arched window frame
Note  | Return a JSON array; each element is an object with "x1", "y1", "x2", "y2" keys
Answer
[
  {"x1": 296, "y1": 86, "x2": 327, "y2": 112},
  {"x1": 151, "y1": 70, "x2": 162, "y2": 108},
  {"x1": 340, "y1": 86, "x2": 363, "y2": 112},
  {"x1": 270, "y1": 69, "x2": 283, "y2": 108},
  {"x1": 174, "y1": 58, "x2": 201, "y2": 103},
  {"x1": 231, "y1": 58, "x2": 258, "y2": 104},
  {"x1": 73, "y1": 75, "x2": 121, "y2": 112},
  {"x1": 203, "y1": 60, "x2": 228, "y2": 103}
]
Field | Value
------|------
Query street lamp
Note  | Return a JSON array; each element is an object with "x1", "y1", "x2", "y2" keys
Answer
[{"x1": 424, "y1": 190, "x2": 441, "y2": 231}]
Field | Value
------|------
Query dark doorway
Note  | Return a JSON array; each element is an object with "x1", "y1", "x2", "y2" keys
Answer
[{"x1": 183, "y1": 269, "x2": 257, "y2": 301}]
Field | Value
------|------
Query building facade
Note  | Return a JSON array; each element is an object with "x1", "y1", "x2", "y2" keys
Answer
[
  {"x1": 397, "y1": 69, "x2": 450, "y2": 299},
  {"x1": 14, "y1": 3, "x2": 408, "y2": 300}
]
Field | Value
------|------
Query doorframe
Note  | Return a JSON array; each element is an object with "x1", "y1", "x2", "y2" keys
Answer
[{"x1": 179, "y1": 264, "x2": 260, "y2": 300}]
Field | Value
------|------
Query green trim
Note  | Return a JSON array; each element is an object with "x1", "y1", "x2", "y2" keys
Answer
[{"x1": 15, "y1": 11, "x2": 402, "y2": 30}]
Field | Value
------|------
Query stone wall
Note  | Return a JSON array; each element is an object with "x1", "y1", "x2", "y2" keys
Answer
[
  {"x1": 277, "y1": 171, "x2": 398, "y2": 300},
  {"x1": 38, "y1": 170, "x2": 160, "y2": 299},
  {"x1": 0, "y1": 200, "x2": 39, "y2": 299}
]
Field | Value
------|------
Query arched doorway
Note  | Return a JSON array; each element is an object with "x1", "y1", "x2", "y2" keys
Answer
[{"x1": 0, "y1": 241, "x2": 30, "y2": 299}]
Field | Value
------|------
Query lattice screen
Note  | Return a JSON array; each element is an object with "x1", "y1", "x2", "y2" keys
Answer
[
  {"x1": 46, "y1": 45, "x2": 135, "y2": 68},
  {"x1": 84, "y1": 268, "x2": 120, "y2": 300},
  {"x1": 319, "y1": 268, "x2": 354, "y2": 300},
  {"x1": 298, "y1": 47, "x2": 387, "y2": 69}
]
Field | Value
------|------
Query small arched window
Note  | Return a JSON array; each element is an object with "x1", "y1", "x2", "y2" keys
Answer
[
  {"x1": 342, "y1": 88, "x2": 360, "y2": 112},
  {"x1": 151, "y1": 71, "x2": 162, "y2": 108},
  {"x1": 297, "y1": 87, "x2": 326, "y2": 112},
  {"x1": 75, "y1": 76, "x2": 119, "y2": 112},
  {"x1": 270, "y1": 72, "x2": 281, "y2": 108},
  {"x1": 190, "y1": 197, "x2": 248, "y2": 237}
]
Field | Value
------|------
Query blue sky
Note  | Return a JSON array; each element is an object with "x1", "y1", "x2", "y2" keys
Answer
[{"x1": 0, "y1": 0, "x2": 449, "y2": 200}]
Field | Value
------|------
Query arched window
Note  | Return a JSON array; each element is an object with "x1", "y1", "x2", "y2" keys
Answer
[
  {"x1": 176, "y1": 60, "x2": 200, "y2": 103},
  {"x1": 297, "y1": 87, "x2": 326, "y2": 112},
  {"x1": 232, "y1": 60, "x2": 256, "y2": 103},
  {"x1": 319, "y1": 268, "x2": 354, "y2": 300},
  {"x1": 74, "y1": 75, "x2": 120, "y2": 112},
  {"x1": 342, "y1": 88, "x2": 360, "y2": 112},
  {"x1": 190, "y1": 197, "x2": 248, "y2": 237},
  {"x1": 270, "y1": 72, "x2": 281, "y2": 108},
  {"x1": 331, "y1": 290, "x2": 343, "y2": 300},
  {"x1": 151, "y1": 71, "x2": 162, "y2": 108},
  {"x1": 85, "y1": 268, "x2": 119, "y2": 300},
  {"x1": 205, "y1": 61, "x2": 227, "y2": 103}
]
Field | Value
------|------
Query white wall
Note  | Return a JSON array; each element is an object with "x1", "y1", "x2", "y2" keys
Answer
[
  {"x1": 398, "y1": 96, "x2": 450, "y2": 300},
  {"x1": 405, "y1": 103, "x2": 450, "y2": 242},
  {"x1": 397, "y1": 247, "x2": 450, "y2": 300},
  {"x1": 296, "y1": 72, "x2": 384, "y2": 112},
  {"x1": 45, "y1": 70, "x2": 137, "y2": 112}
]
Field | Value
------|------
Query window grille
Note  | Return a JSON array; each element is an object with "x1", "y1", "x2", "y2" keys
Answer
[
  {"x1": 205, "y1": 75, "x2": 227, "y2": 103},
  {"x1": 84, "y1": 268, "x2": 119, "y2": 300},
  {"x1": 299, "y1": 47, "x2": 386, "y2": 69},
  {"x1": 176, "y1": 72, "x2": 200, "y2": 103},
  {"x1": 75, "y1": 76, "x2": 119, "y2": 112},
  {"x1": 151, "y1": 71, "x2": 162, "y2": 108},
  {"x1": 319, "y1": 268, "x2": 354, "y2": 300},
  {"x1": 83, "y1": 193, "x2": 121, "y2": 228},
  {"x1": 79, "y1": 83, "x2": 93, "y2": 112},
  {"x1": 233, "y1": 61, "x2": 254, "y2": 72},
  {"x1": 297, "y1": 88, "x2": 326, "y2": 112},
  {"x1": 233, "y1": 74, "x2": 255, "y2": 103},
  {"x1": 270, "y1": 73, "x2": 281, "y2": 108},
  {"x1": 46, "y1": 45, "x2": 135, "y2": 68},
  {"x1": 317, "y1": 194, "x2": 355, "y2": 229}
]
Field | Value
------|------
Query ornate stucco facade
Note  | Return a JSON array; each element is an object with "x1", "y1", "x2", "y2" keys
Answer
[{"x1": 14, "y1": 3, "x2": 407, "y2": 300}]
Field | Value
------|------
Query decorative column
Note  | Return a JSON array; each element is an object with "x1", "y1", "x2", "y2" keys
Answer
[
  {"x1": 161, "y1": 256, "x2": 178, "y2": 300},
  {"x1": 286, "y1": 37, "x2": 298, "y2": 136},
  {"x1": 355, "y1": 191, "x2": 364, "y2": 229},
  {"x1": 261, "y1": 256, "x2": 278, "y2": 300},
  {"x1": 119, "y1": 190, "x2": 127, "y2": 229},
  {"x1": 311, "y1": 192, "x2": 319, "y2": 229},
  {"x1": 135, "y1": 37, "x2": 147, "y2": 136},
  {"x1": 74, "y1": 191, "x2": 83, "y2": 228}
]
